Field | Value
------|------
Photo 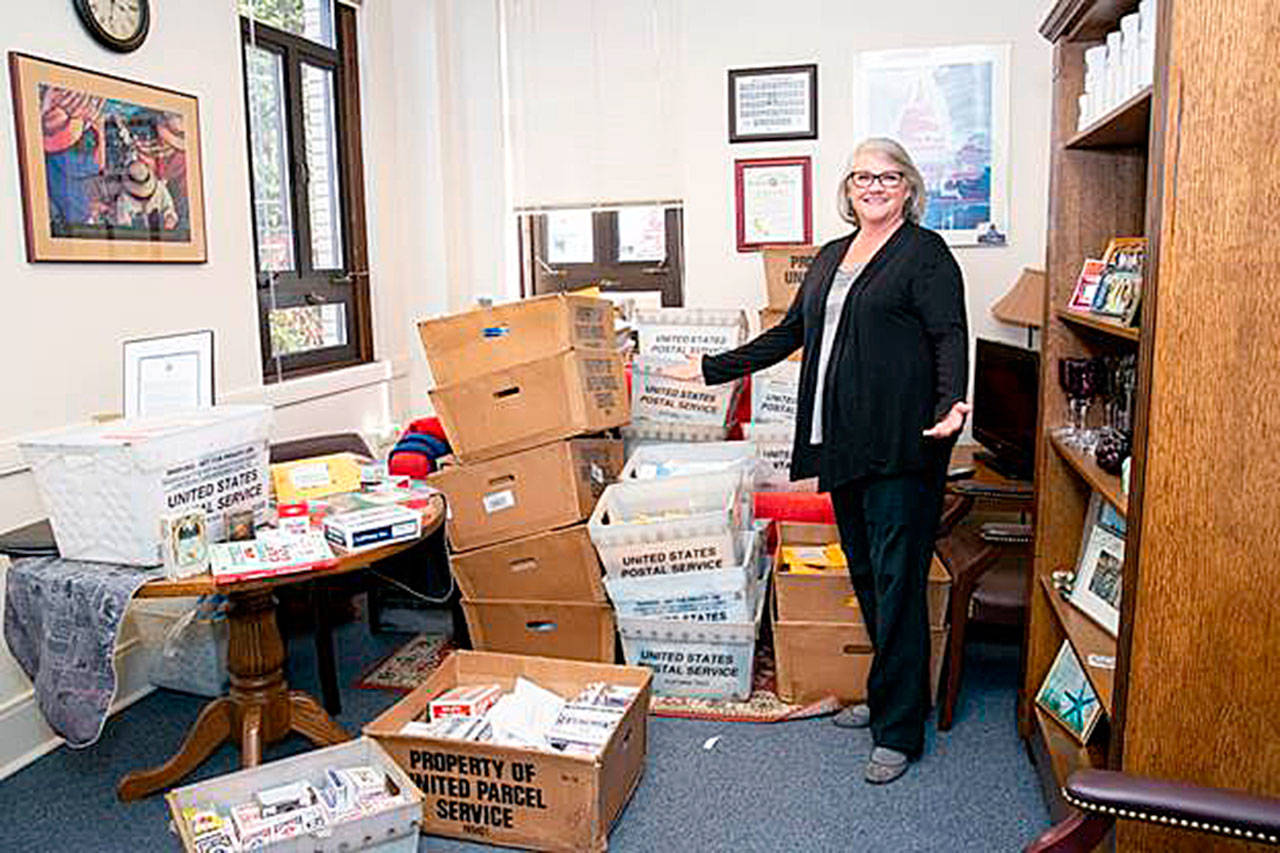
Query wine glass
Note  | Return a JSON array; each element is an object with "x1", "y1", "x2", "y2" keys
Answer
[{"x1": 1056, "y1": 357, "x2": 1091, "y2": 447}]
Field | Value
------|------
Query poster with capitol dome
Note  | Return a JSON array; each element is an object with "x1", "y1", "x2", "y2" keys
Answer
[{"x1": 854, "y1": 45, "x2": 1010, "y2": 247}]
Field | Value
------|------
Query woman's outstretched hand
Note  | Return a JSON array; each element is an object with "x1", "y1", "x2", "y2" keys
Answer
[
  {"x1": 923, "y1": 401, "x2": 972, "y2": 439},
  {"x1": 659, "y1": 355, "x2": 704, "y2": 382}
]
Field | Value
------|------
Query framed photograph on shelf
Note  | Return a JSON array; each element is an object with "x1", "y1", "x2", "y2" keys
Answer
[
  {"x1": 853, "y1": 44, "x2": 1010, "y2": 246},
  {"x1": 735, "y1": 156, "x2": 812, "y2": 253},
  {"x1": 8, "y1": 52, "x2": 207, "y2": 263},
  {"x1": 1072, "y1": 514, "x2": 1126, "y2": 636},
  {"x1": 1035, "y1": 639, "x2": 1105, "y2": 744},
  {"x1": 1091, "y1": 236, "x2": 1146, "y2": 325},
  {"x1": 1067, "y1": 258, "x2": 1106, "y2": 311},
  {"x1": 727, "y1": 64, "x2": 818, "y2": 143}
]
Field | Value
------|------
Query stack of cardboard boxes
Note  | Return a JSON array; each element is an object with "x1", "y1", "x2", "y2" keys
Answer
[{"x1": 417, "y1": 294, "x2": 630, "y2": 662}]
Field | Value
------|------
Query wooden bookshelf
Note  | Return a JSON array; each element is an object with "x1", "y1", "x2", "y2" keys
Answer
[
  {"x1": 1065, "y1": 86, "x2": 1153, "y2": 150},
  {"x1": 1055, "y1": 306, "x2": 1141, "y2": 342},
  {"x1": 1048, "y1": 433, "x2": 1128, "y2": 517},
  {"x1": 1030, "y1": 1, "x2": 1280, "y2": 848},
  {"x1": 1039, "y1": 575, "x2": 1116, "y2": 714}
]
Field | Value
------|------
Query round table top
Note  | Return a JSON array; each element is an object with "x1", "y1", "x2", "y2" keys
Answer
[{"x1": 136, "y1": 493, "x2": 446, "y2": 598}]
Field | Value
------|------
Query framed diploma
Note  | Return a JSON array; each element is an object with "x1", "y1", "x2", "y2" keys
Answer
[
  {"x1": 728, "y1": 64, "x2": 818, "y2": 143},
  {"x1": 735, "y1": 156, "x2": 812, "y2": 253},
  {"x1": 123, "y1": 329, "x2": 215, "y2": 418}
]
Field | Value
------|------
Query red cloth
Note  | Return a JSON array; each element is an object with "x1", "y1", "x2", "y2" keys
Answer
[{"x1": 753, "y1": 491, "x2": 835, "y2": 525}]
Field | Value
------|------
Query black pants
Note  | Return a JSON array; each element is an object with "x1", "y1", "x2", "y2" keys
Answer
[{"x1": 830, "y1": 469, "x2": 944, "y2": 757}]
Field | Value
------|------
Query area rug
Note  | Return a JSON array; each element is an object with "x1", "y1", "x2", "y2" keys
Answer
[
  {"x1": 355, "y1": 632, "x2": 453, "y2": 692},
  {"x1": 648, "y1": 643, "x2": 841, "y2": 723}
]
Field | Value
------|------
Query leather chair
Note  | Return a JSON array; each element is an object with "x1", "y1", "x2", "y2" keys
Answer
[
  {"x1": 1026, "y1": 769, "x2": 1280, "y2": 851},
  {"x1": 934, "y1": 493, "x2": 1032, "y2": 730}
]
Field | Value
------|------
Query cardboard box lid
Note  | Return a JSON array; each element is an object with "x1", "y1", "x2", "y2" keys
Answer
[{"x1": 418, "y1": 293, "x2": 614, "y2": 387}]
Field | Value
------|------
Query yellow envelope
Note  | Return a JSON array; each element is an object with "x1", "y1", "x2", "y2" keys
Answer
[{"x1": 271, "y1": 453, "x2": 363, "y2": 503}]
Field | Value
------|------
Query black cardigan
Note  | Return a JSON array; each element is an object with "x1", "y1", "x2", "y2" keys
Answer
[{"x1": 704, "y1": 221, "x2": 968, "y2": 491}]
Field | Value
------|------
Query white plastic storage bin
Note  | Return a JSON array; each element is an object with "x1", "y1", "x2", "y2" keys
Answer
[
  {"x1": 742, "y1": 422, "x2": 818, "y2": 492},
  {"x1": 750, "y1": 361, "x2": 801, "y2": 424},
  {"x1": 132, "y1": 596, "x2": 229, "y2": 697},
  {"x1": 605, "y1": 530, "x2": 760, "y2": 623},
  {"x1": 633, "y1": 307, "x2": 748, "y2": 359},
  {"x1": 589, "y1": 470, "x2": 745, "y2": 580},
  {"x1": 630, "y1": 356, "x2": 740, "y2": 426},
  {"x1": 616, "y1": 574, "x2": 767, "y2": 700},
  {"x1": 166, "y1": 736, "x2": 422, "y2": 853},
  {"x1": 620, "y1": 440, "x2": 759, "y2": 533},
  {"x1": 620, "y1": 420, "x2": 728, "y2": 460},
  {"x1": 19, "y1": 405, "x2": 272, "y2": 565}
]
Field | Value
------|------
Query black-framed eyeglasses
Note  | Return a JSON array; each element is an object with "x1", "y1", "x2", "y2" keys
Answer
[{"x1": 849, "y1": 170, "x2": 906, "y2": 189}]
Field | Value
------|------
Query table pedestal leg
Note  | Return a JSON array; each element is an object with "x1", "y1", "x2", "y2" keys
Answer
[{"x1": 117, "y1": 589, "x2": 350, "y2": 801}]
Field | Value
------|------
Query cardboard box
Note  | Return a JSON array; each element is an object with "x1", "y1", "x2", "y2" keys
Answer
[
  {"x1": 430, "y1": 350, "x2": 628, "y2": 463},
  {"x1": 417, "y1": 293, "x2": 614, "y2": 387},
  {"x1": 431, "y1": 439, "x2": 623, "y2": 553},
  {"x1": 773, "y1": 522, "x2": 952, "y2": 626},
  {"x1": 773, "y1": 615, "x2": 947, "y2": 705},
  {"x1": 461, "y1": 600, "x2": 617, "y2": 663},
  {"x1": 365, "y1": 651, "x2": 651, "y2": 852},
  {"x1": 762, "y1": 244, "x2": 820, "y2": 310},
  {"x1": 323, "y1": 504, "x2": 422, "y2": 553},
  {"x1": 449, "y1": 524, "x2": 607, "y2": 603},
  {"x1": 758, "y1": 308, "x2": 803, "y2": 361}
]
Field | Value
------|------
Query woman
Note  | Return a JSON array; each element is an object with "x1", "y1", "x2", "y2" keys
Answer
[{"x1": 668, "y1": 137, "x2": 969, "y2": 784}]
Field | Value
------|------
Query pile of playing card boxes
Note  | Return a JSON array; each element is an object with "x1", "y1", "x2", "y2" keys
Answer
[
  {"x1": 589, "y1": 441, "x2": 769, "y2": 700},
  {"x1": 165, "y1": 736, "x2": 421, "y2": 852},
  {"x1": 418, "y1": 294, "x2": 629, "y2": 661},
  {"x1": 771, "y1": 521, "x2": 951, "y2": 704},
  {"x1": 365, "y1": 649, "x2": 651, "y2": 851}
]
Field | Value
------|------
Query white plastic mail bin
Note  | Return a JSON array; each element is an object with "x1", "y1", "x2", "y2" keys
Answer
[
  {"x1": 742, "y1": 422, "x2": 818, "y2": 492},
  {"x1": 750, "y1": 361, "x2": 801, "y2": 424},
  {"x1": 589, "y1": 470, "x2": 745, "y2": 580},
  {"x1": 605, "y1": 530, "x2": 760, "y2": 623},
  {"x1": 20, "y1": 405, "x2": 272, "y2": 565},
  {"x1": 620, "y1": 440, "x2": 760, "y2": 531},
  {"x1": 633, "y1": 307, "x2": 748, "y2": 359},
  {"x1": 630, "y1": 357, "x2": 740, "y2": 426},
  {"x1": 616, "y1": 573, "x2": 767, "y2": 701},
  {"x1": 165, "y1": 736, "x2": 421, "y2": 853},
  {"x1": 620, "y1": 420, "x2": 728, "y2": 460}
]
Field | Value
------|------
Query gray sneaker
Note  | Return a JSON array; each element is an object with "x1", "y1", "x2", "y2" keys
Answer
[
  {"x1": 832, "y1": 703, "x2": 871, "y2": 728},
  {"x1": 864, "y1": 746, "x2": 909, "y2": 784}
]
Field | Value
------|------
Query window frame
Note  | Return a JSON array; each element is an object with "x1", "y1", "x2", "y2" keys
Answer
[{"x1": 240, "y1": 2, "x2": 372, "y2": 382}]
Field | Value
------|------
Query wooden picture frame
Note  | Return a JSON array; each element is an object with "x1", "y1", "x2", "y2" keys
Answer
[
  {"x1": 1035, "y1": 639, "x2": 1104, "y2": 744},
  {"x1": 8, "y1": 52, "x2": 207, "y2": 263},
  {"x1": 734, "y1": 156, "x2": 813, "y2": 253},
  {"x1": 1071, "y1": 516, "x2": 1125, "y2": 637},
  {"x1": 727, "y1": 64, "x2": 818, "y2": 143}
]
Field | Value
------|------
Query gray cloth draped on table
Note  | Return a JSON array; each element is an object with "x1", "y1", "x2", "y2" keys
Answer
[{"x1": 4, "y1": 556, "x2": 161, "y2": 748}]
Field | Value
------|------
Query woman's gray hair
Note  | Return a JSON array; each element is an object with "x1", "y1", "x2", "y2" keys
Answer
[{"x1": 837, "y1": 137, "x2": 927, "y2": 226}]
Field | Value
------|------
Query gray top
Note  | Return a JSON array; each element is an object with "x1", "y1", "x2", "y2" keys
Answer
[{"x1": 810, "y1": 263, "x2": 865, "y2": 445}]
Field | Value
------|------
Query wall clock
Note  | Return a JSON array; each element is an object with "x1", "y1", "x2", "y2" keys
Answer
[{"x1": 73, "y1": 0, "x2": 151, "y2": 53}]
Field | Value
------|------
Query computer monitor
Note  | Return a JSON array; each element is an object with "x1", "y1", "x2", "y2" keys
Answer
[{"x1": 972, "y1": 338, "x2": 1039, "y2": 480}]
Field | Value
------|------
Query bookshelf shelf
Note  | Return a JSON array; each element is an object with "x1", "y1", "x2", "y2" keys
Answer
[
  {"x1": 1030, "y1": 706, "x2": 1107, "y2": 799},
  {"x1": 1039, "y1": 575, "x2": 1117, "y2": 715},
  {"x1": 1048, "y1": 433, "x2": 1128, "y2": 517},
  {"x1": 1064, "y1": 86, "x2": 1153, "y2": 150},
  {"x1": 1055, "y1": 306, "x2": 1141, "y2": 342}
]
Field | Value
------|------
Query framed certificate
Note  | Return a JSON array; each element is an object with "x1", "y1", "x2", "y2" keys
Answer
[
  {"x1": 735, "y1": 156, "x2": 812, "y2": 252},
  {"x1": 123, "y1": 329, "x2": 215, "y2": 418},
  {"x1": 728, "y1": 64, "x2": 818, "y2": 143}
]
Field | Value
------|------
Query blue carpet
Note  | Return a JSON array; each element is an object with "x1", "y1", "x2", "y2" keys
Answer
[{"x1": 0, "y1": 618, "x2": 1048, "y2": 851}]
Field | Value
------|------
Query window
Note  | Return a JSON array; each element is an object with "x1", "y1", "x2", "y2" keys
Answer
[
  {"x1": 519, "y1": 203, "x2": 685, "y2": 306},
  {"x1": 240, "y1": 0, "x2": 371, "y2": 381}
]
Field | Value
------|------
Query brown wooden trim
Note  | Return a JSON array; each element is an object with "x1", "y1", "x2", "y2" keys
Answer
[
  {"x1": 338, "y1": 2, "x2": 373, "y2": 364},
  {"x1": 1040, "y1": 0, "x2": 1142, "y2": 43}
]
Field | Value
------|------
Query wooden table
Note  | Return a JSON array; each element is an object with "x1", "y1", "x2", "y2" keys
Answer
[{"x1": 116, "y1": 495, "x2": 445, "y2": 801}]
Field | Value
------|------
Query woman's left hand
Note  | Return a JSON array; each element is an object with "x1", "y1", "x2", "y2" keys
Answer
[{"x1": 922, "y1": 401, "x2": 972, "y2": 439}]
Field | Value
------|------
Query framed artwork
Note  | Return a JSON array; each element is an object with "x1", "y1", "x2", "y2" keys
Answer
[
  {"x1": 122, "y1": 329, "x2": 215, "y2": 419},
  {"x1": 854, "y1": 44, "x2": 1010, "y2": 246},
  {"x1": 735, "y1": 156, "x2": 813, "y2": 253},
  {"x1": 1036, "y1": 640, "x2": 1104, "y2": 744},
  {"x1": 1072, "y1": 518, "x2": 1125, "y2": 637},
  {"x1": 8, "y1": 52, "x2": 207, "y2": 263},
  {"x1": 728, "y1": 64, "x2": 817, "y2": 143},
  {"x1": 1067, "y1": 258, "x2": 1106, "y2": 311},
  {"x1": 1091, "y1": 236, "x2": 1146, "y2": 325}
]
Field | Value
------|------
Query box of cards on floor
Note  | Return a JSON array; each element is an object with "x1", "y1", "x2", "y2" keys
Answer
[
  {"x1": 365, "y1": 650, "x2": 651, "y2": 852},
  {"x1": 417, "y1": 293, "x2": 615, "y2": 387},
  {"x1": 430, "y1": 438, "x2": 623, "y2": 552},
  {"x1": 773, "y1": 522, "x2": 951, "y2": 626},
  {"x1": 450, "y1": 524, "x2": 606, "y2": 602},
  {"x1": 588, "y1": 470, "x2": 747, "y2": 580},
  {"x1": 461, "y1": 600, "x2": 617, "y2": 662},
  {"x1": 165, "y1": 736, "x2": 421, "y2": 852},
  {"x1": 18, "y1": 404, "x2": 271, "y2": 565},
  {"x1": 429, "y1": 350, "x2": 628, "y2": 462}
]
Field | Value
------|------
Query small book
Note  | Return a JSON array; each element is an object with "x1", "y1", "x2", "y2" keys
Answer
[
  {"x1": 1067, "y1": 258, "x2": 1107, "y2": 311},
  {"x1": 208, "y1": 530, "x2": 337, "y2": 583}
]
